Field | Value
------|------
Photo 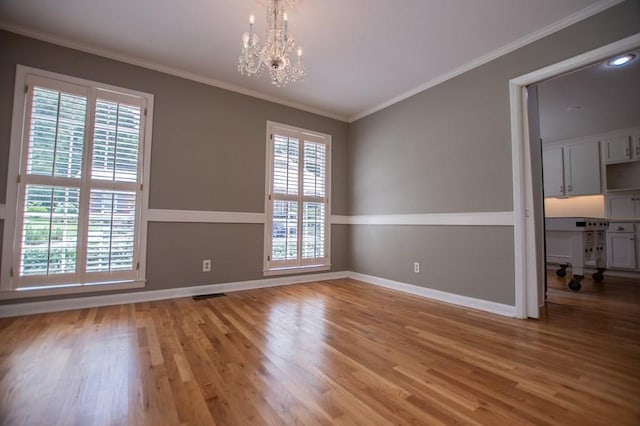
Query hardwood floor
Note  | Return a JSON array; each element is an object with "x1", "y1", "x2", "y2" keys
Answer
[
  {"x1": 1, "y1": 278, "x2": 639, "y2": 425},
  {"x1": 546, "y1": 269, "x2": 640, "y2": 318}
]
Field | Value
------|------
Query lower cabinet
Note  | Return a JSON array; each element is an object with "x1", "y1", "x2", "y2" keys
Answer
[
  {"x1": 606, "y1": 192, "x2": 640, "y2": 218},
  {"x1": 606, "y1": 223, "x2": 637, "y2": 270}
]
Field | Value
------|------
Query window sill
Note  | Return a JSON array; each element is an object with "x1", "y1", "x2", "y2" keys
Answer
[
  {"x1": 0, "y1": 279, "x2": 146, "y2": 300},
  {"x1": 263, "y1": 265, "x2": 331, "y2": 276}
]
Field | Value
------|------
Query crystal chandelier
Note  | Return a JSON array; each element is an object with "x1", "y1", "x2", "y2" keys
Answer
[{"x1": 238, "y1": 0, "x2": 306, "y2": 87}]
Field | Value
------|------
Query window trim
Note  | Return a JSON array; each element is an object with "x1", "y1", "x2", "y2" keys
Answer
[
  {"x1": 0, "y1": 65, "x2": 154, "y2": 296},
  {"x1": 263, "y1": 121, "x2": 332, "y2": 275}
]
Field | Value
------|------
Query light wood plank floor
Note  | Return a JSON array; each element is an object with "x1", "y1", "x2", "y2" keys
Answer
[
  {"x1": 1, "y1": 278, "x2": 639, "y2": 425},
  {"x1": 546, "y1": 269, "x2": 640, "y2": 317}
]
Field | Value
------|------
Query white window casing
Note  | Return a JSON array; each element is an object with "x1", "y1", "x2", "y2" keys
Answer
[
  {"x1": 1, "y1": 65, "x2": 154, "y2": 298},
  {"x1": 264, "y1": 121, "x2": 331, "y2": 275}
]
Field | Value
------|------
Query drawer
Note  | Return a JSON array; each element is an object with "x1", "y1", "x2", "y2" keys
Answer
[{"x1": 608, "y1": 222, "x2": 635, "y2": 232}]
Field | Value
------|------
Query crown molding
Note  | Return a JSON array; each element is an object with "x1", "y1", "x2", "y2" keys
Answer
[
  {"x1": 0, "y1": 0, "x2": 625, "y2": 125},
  {"x1": 0, "y1": 22, "x2": 349, "y2": 123},
  {"x1": 348, "y1": 0, "x2": 626, "y2": 122}
]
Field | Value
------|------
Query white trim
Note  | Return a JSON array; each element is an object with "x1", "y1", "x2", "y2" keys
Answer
[
  {"x1": 0, "y1": 65, "x2": 29, "y2": 290},
  {"x1": 0, "y1": 271, "x2": 349, "y2": 318},
  {"x1": 263, "y1": 265, "x2": 331, "y2": 276},
  {"x1": 349, "y1": 272, "x2": 516, "y2": 318},
  {"x1": 0, "y1": 280, "x2": 145, "y2": 300},
  {"x1": 147, "y1": 209, "x2": 266, "y2": 224},
  {"x1": 509, "y1": 33, "x2": 640, "y2": 319},
  {"x1": 349, "y1": 211, "x2": 514, "y2": 226},
  {"x1": 1, "y1": 0, "x2": 622, "y2": 124},
  {"x1": 0, "y1": 204, "x2": 5, "y2": 220},
  {"x1": 1, "y1": 65, "x2": 154, "y2": 292},
  {"x1": 263, "y1": 121, "x2": 332, "y2": 272},
  {"x1": 330, "y1": 215, "x2": 349, "y2": 225},
  {"x1": 0, "y1": 270, "x2": 520, "y2": 318},
  {"x1": 510, "y1": 82, "x2": 529, "y2": 320},
  {"x1": 0, "y1": 22, "x2": 348, "y2": 123},
  {"x1": 348, "y1": 0, "x2": 625, "y2": 122},
  {"x1": 112, "y1": 209, "x2": 516, "y2": 226}
]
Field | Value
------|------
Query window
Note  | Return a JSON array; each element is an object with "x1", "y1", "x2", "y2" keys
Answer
[
  {"x1": 1, "y1": 66, "x2": 153, "y2": 294},
  {"x1": 264, "y1": 122, "x2": 331, "y2": 274}
]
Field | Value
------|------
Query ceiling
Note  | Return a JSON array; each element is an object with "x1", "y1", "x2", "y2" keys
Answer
[
  {"x1": 0, "y1": 0, "x2": 619, "y2": 122},
  {"x1": 537, "y1": 48, "x2": 640, "y2": 143}
]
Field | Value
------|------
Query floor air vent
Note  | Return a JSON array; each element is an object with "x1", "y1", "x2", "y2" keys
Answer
[{"x1": 192, "y1": 293, "x2": 226, "y2": 300}]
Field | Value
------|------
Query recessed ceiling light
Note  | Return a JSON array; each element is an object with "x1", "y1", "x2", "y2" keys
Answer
[{"x1": 607, "y1": 53, "x2": 636, "y2": 67}]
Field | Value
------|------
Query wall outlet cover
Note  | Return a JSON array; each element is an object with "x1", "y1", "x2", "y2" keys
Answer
[{"x1": 202, "y1": 259, "x2": 212, "y2": 272}]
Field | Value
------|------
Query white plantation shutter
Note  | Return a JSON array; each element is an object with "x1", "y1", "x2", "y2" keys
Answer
[
  {"x1": 271, "y1": 200, "x2": 298, "y2": 263},
  {"x1": 86, "y1": 93, "x2": 143, "y2": 281},
  {"x1": 302, "y1": 202, "x2": 325, "y2": 260},
  {"x1": 20, "y1": 185, "x2": 80, "y2": 278},
  {"x1": 11, "y1": 74, "x2": 147, "y2": 289},
  {"x1": 92, "y1": 100, "x2": 141, "y2": 183},
  {"x1": 303, "y1": 142, "x2": 326, "y2": 197},
  {"x1": 27, "y1": 87, "x2": 86, "y2": 178},
  {"x1": 86, "y1": 189, "x2": 137, "y2": 274},
  {"x1": 272, "y1": 134, "x2": 299, "y2": 196},
  {"x1": 266, "y1": 123, "x2": 331, "y2": 272}
]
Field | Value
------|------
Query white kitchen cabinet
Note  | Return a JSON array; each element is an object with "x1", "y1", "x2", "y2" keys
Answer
[
  {"x1": 606, "y1": 223, "x2": 636, "y2": 269},
  {"x1": 602, "y1": 133, "x2": 640, "y2": 163},
  {"x1": 542, "y1": 147, "x2": 564, "y2": 197},
  {"x1": 564, "y1": 142, "x2": 601, "y2": 196},
  {"x1": 606, "y1": 192, "x2": 640, "y2": 218},
  {"x1": 542, "y1": 141, "x2": 601, "y2": 197}
]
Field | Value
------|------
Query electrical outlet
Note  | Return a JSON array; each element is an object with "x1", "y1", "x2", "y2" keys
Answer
[
  {"x1": 202, "y1": 259, "x2": 212, "y2": 272},
  {"x1": 413, "y1": 262, "x2": 420, "y2": 274}
]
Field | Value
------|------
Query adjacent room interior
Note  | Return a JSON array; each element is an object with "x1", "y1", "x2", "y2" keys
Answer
[
  {"x1": 0, "y1": 0, "x2": 639, "y2": 424},
  {"x1": 535, "y1": 46, "x2": 640, "y2": 310}
]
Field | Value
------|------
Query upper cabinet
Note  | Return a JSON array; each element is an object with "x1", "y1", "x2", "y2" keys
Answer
[
  {"x1": 542, "y1": 147, "x2": 564, "y2": 197},
  {"x1": 602, "y1": 129, "x2": 640, "y2": 192},
  {"x1": 602, "y1": 133, "x2": 640, "y2": 164},
  {"x1": 565, "y1": 142, "x2": 602, "y2": 196},
  {"x1": 542, "y1": 140, "x2": 601, "y2": 197}
]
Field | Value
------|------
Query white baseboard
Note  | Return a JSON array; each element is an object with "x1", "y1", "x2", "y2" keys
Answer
[
  {"x1": 0, "y1": 270, "x2": 517, "y2": 319},
  {"x1": 0, "y1": 271, "x2": 349, "y2": 318},
  {"x1": 348, "y1": 272, "x2": 517, "y2": 317}
]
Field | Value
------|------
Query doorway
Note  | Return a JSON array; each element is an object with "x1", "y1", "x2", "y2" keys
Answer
[
  {"x1": 533, "y1": 52, "x2": 639, "y2": 312},
  {"x1": 509, "y1": 33, "x2": 640, "y2": 319}
]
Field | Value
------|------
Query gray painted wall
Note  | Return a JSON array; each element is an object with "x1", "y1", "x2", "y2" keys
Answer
[
  {"x1": 146, "y1": 223, "x2": 349, "y2": 291},
  {"x1": 348, "y1": 1, "x2": 640, "y2": 305},
  {"x1": 0, "y1": 30, "x2": 349, "y2": 304},
  {"x1": 351, "y1": 225, "x2": 515, "y2": 305},
  {"x1": 1, "y1": 1, "x2": 639, "y2": 309}
]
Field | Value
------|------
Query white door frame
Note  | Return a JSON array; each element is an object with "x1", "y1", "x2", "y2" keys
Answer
[{"x1": 509, "y1": 33, "x2": 640, "y2": 319}]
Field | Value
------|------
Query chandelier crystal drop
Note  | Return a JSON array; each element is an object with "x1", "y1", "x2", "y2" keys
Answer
[{"x1": 238, "y1": 0, "x2": 306, "y2": 87}]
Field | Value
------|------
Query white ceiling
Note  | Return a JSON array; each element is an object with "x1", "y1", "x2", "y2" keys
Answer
[
  {"x1": 0, "y1": 0, "x2": 618, "y2": 122},
  {"x1": 537, "y1": 48, "x2": 640, "y2": 143}
]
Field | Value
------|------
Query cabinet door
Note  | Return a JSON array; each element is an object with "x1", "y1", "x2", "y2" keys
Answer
[
  {"x1": 602, "y1": 135, "x2": 632, "y2": 163},
  {"x1": 634, "y1": 192, "x2": 640, "y2": 217},
  {"x1": 634, "y1": 135, "x2": 640, "y2": 160},
  {"x1": 564, "y1": 142, "x2": 601, "y2": 196},
  {"x1": 607, "y1": 232, "x2": 636, "y2": 269},
  {"x1": 606, "y1": 193, "x2": 636, "y2": 218},
  {"x1": 542, "y1": 147, "x2": 564, "y2": 197}
]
